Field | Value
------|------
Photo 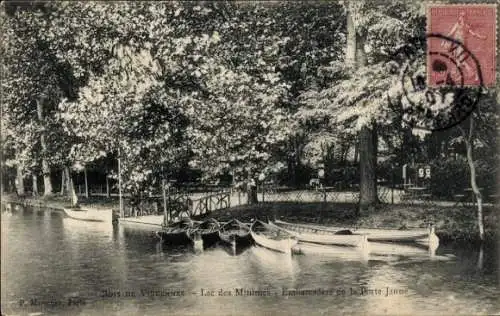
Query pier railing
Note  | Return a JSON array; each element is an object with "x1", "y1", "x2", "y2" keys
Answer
[
  {"x1": 121, "y1": 190, "x2": 235, "y2": 220},
  {"x1": 122, "y1": 194, "x2": 191, "y2": 218},
  {"x1": 190, "y1": 191, "x2": 231, "y2": 217}
]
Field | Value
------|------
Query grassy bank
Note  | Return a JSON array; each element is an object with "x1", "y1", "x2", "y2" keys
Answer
[{"x1": 195, "y1": 202, "x2": 499, "y2": 245}]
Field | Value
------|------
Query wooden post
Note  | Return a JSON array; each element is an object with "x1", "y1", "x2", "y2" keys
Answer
[
  {"x1": 167, "y1": 185, "x2": 172, "y2": 221},
  {"x1": 84, "y1": 167, "x2": 89, "y2": 198},
  {"x1": 162, "y1": 179, "x2": 168, "y2": 227},
  {"x1": 391, "y1": 165, "x2": 395, "y2": 204},
  {"x1": 106, "y1": 174, "x2": 110, "y2": 198},
  {"x1": 118, "y1": 156, "x2": 123, "y2": 218},
  {"x1": 60, "y1": 170, "x2": 65, "y2": 195},
  {"x1": 261, "y1": 184, "x2": 265, "y2": 203}
]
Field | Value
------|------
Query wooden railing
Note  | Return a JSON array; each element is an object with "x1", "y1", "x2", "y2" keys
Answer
[
  {"x1": 122, "y1": 194, "x2": 191, "y2": 218},
  {"x1": 190, "y1": 191, "x2": 231, "y2": 217},
  {"x1": 120, "y1": 190, "x2": 235, "y2": 222}
]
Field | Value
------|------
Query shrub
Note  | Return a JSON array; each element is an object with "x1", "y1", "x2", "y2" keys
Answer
[
  {"x1": 428, "y1": 157, "x2": 496, "y2": 199},
  {"x1": 429, "y1": 158, "x2": 468, "y2": 198}
]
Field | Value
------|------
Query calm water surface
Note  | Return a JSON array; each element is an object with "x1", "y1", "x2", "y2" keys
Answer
[{"x1": 1, "y1": 205, "x2": 499, "y2": 315}]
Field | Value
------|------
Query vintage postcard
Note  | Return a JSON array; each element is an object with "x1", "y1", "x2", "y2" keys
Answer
[{"x1": 1, "y1": 1, "x2": 498, "y2": 315}]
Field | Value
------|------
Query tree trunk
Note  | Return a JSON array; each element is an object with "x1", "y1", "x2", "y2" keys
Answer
[
  {"x1": 68, "y1": 170, "x2": 79, "y2": 207},
  {"x1": 464, "y1": 136, "x2": 484, "y2": 242},
  {"x1": 354, "y1": 141, "x2": 359, "y2": 163},
  {"x1": 41, "y1": 159, "x2": 52, "y2": 196},
  {"x1": 288, "y1": 156, "x2": 296, "y2": 187},
  {"x1": 36, "y1": 99, "x2": 53, "y2": 196},
  {"x1": 359, "y1": 126, "x2": 379, "y2": 209},
  {"x1": 63, "y1": 166, "x2": 72, "y2": 198},
  {"x1": 15, "y1": 163, "x2": 24, "y2": 196},
  {"x1": 60, "y1": 169, "x2": 66, "y2": 195},
  {"x1": 247, "y1": 178, "x2": 258, "y2": 204},
  {"x1": 347, "y1": 4, "x2": 378, "y2": 212},
  {"x1": 106, "y1": 174, "x2": 110, "y2": 198},
  {"x1": 294, "y1": 137, "x2": 302, "y2": 168},
  {"x1": 346, "y1": 4, "x2": 357, "y2": 67},
  {"x1": 32, "y1": 174, "x2": 38, "y2": 196},
  {"x1": 477, "y1": 244, "x2": 484, "y2": 270},
  {"x1": 84, "y1": 167, "x2": 89, "y2": 198}
]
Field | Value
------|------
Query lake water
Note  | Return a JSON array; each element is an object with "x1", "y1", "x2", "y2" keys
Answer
[{"x1": 1, "y1": 205, "x2": 499, "y2": 315}]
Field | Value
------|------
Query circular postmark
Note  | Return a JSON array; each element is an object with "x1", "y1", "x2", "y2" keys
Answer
[{"x1": 395, "y1": 33, "x2": 484, "y2": 131}]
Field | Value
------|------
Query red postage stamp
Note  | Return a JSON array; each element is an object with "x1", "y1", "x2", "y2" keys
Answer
[{"x1": 427, "y1": 4, "x2": 497, "y2": 87}]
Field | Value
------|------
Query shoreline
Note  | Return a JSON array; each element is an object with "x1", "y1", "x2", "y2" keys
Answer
[
  {"x1": 1, "y1": 194, "x2": 113, "y2": 222},
  {"x1": 192, "y1": 202, "x2": 499, "y2": 246},
  {"x1": 2, "y1": 194, "x2": 498, "y2": 245}
]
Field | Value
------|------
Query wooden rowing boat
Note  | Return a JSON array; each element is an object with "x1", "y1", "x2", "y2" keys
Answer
[
  {"x1": 274, "y1": 219, "x2": 438, "y2": 244},
  {"x1": 218, "y1": 219, "x2": 253, "y2": 249},
  {"x1": 270, "y1": 220, "x2": 367, "y2": 248},
  {"x1": 194, "y1": 218, "x2": 221, "y2": 249},
  {"x1": 63, "y1": 207, "x2": 112, "y2": 222},
  {"x1": 250, "y1": 220, "x2": 297, "y2": 254},
  {"x1": 156, "y1": 218, "x2": 198, "y2": 245}
]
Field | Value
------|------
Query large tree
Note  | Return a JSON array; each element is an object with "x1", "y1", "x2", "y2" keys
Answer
[
  {"x1": 185, "y1": 3, "x2": 292, "y2": 189},
  {"x1": 1, "y1": 1, "x2": 114, "y2": 195},
  {"x1": 300, "y1": 0, "x2": 424, "y2": 212}
]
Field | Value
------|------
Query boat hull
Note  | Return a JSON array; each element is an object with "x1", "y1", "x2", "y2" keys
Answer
[
  {"x1": 196, "y1": 218, "x2": 221, "y2": 249},
  {"x1": 250, "y1": 221, "x2": 297, "y2": 254},
  {"x1": 219, "y1": 233, "x2": 253, "y2": 248},
  {"x1": 274, "y1": 220, "x2": 437, "y2": 243},
  {"x1": 156, "y1": 230, "x2": 194, "y2": 245},
  {"x1": 63, "y1": 208, "x2": 112, "y2": 222},
  {"x1": 200, "y1": 231, "x2": 220, "y2": 249},
  {"x1": 251, "y1": 232, "x2": 296, "y2": 254},
  {"x1": 271, "y1": 221, "x2": 365, "y2": 247},
  {"x1": 218, "y1": 219, "x2": 253, "y2": 249},
  {"x1": 157, "y1": 219, "x2": 198, "y2": 245}
]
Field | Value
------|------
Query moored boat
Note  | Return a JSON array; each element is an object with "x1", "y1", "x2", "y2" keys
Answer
[
  {"x1": 270, "y1": 220, "x2": 367, "y2": 248},
  {"x1": 156, "y1": 218, "x2": 198, "y2": 245},
  {"x1": 218, "y1": 219, "x2": 253, "y2": 249},
  {"x1": 274, "y1": 219, "x2": 438, "y2": 244},
  {"x1": 194, "y1": 218, "x2": 221, "y2": 248},
  {"x1": 63, "y1": 207, "x2": 113, "y2": 222},
  {"x1": 250, "y1": 220, "x2": 297, "y2": 254}
]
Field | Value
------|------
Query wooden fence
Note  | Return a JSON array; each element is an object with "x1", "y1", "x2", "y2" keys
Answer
[{"x1": 190, "y1": 191, "x2": 232, "y2": 217}]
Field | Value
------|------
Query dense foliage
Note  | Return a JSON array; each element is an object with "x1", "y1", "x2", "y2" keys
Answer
[{"x1": 1, "y1": 1, "x2": 496, "y2": 208}]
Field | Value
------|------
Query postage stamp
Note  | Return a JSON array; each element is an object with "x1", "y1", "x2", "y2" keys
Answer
[
  {"x1": 398, "y1": 33, "x2": 484, "y2": 131},
  {"x1": 427, "y1": 4, "x2": 497, "y2": 87}
]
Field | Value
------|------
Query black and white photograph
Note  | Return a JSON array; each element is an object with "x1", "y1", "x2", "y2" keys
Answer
[{"x1": 1, "y1": 1, "x2": 499, "y2": 315}]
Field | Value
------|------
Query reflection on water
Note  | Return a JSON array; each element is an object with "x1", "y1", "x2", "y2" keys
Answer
[{"x1": 1, "y1": 204, "x2": 499, "y2": 315}]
